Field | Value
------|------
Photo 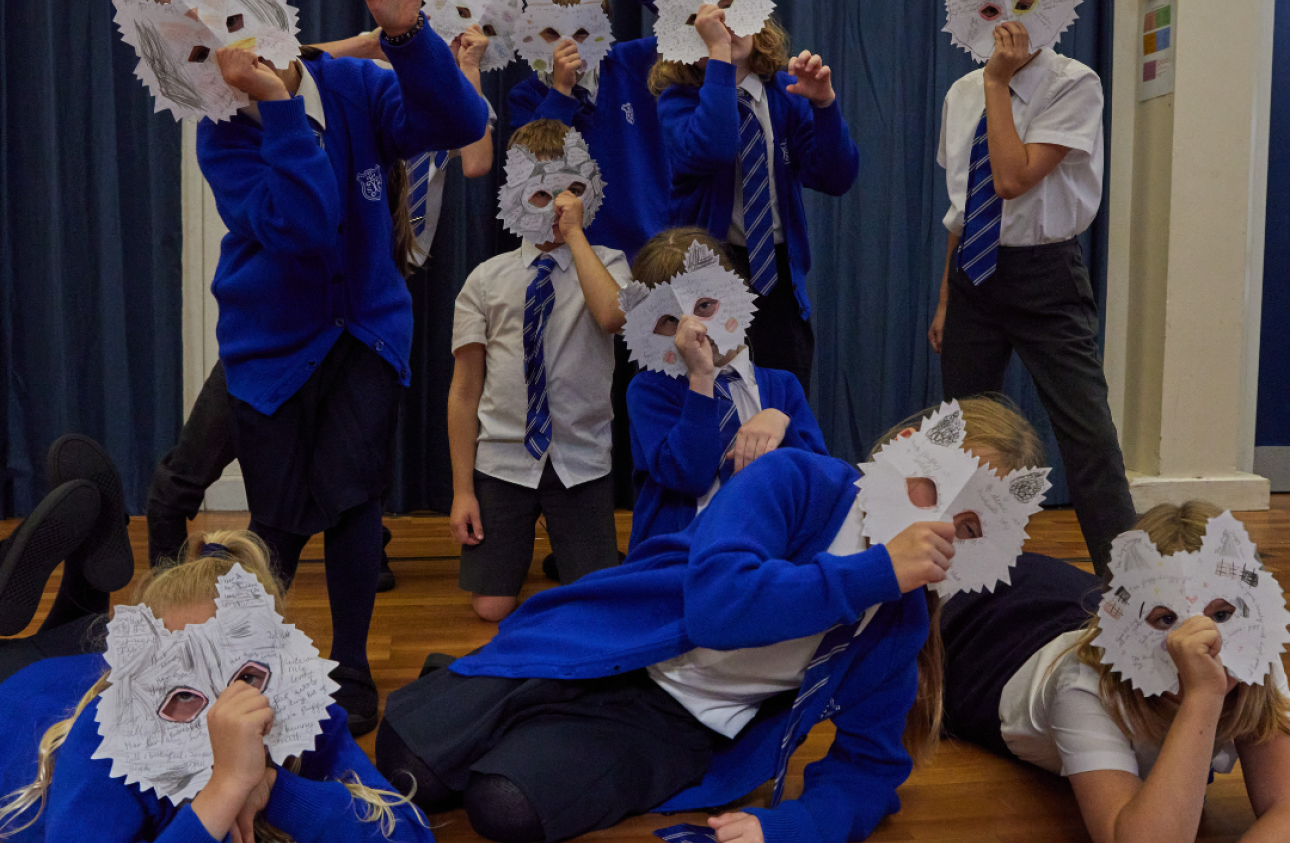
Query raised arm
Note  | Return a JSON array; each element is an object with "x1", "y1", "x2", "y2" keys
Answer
[
  {"x1": 558, "y1": 193, "x2": 627, "y2": 333},
  {"x1": 627, "y1": 368, "x2": 727, "y2": 497},
  {"x1": 1236, "y1": 729, "x2": 1290, "y2": 842},
  {"x1": 783, "y1": 51, "x2": 859, "y2": 196}
]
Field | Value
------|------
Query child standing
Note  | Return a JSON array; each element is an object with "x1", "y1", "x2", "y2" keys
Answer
[
  {"x1": 626, "y1": 227, "x2": 827, "y2": 547},
  {"x1": 928, "y1": 21, "x2": 1136, "y2": 576},
  {"x1": 652, "y1": 5, "x2": 859, "y2": 395},
  {"x1": 198, "y1": 0, "x2": 489, "y2": 735},
  {"x1": 448, "y1": 119, "x2": 629, "y2": 623}
]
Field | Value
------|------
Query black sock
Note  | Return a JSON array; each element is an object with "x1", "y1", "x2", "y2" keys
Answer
[
  {"x1": 321, "y1": 500, "x2": 381, "y2": 670},
  {"x1": 247, "y1": 520, "x2": 309, "y2": 590},
  {"x1": 464, "y1": 773, "x2": 545, "y2": 843}
]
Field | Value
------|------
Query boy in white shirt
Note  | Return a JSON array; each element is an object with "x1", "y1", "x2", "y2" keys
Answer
[
  {"x1": 928, "y1": 22, "x2": 1135, "y2": 577},
  {"x1": 448, "y1": 119, "x2": 629, "y2": 622}
]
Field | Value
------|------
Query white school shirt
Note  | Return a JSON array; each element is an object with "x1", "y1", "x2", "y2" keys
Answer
[
  {"x1": 694, "y1": 349, "x2": 761, "y2": 516},
  {"x1": 452, "y1": 241, "x2": 631, "y2": 489},
  {"x1": 999, "y1": 630, "x2": 1290, "y2": 778},
  {"x1": 728, "y1": 74, "x2": 786, "y2": 247},
  {"x1": 648, "y1": 496, "x2": 879, "y2": 738},
  {"x1": 938, "y1": 49, "x2": 1104, "y2": 246}
]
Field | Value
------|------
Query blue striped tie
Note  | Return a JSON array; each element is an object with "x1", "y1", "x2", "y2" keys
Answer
[
  {"x1": 524, "y1": 255, "x2": 559, "y2": 460},
  {"x1": 408, "y1": 150, "x2": 450, "y2": 250},
  {"x1": 769, "y1": 618, "x2": 862, "y2": 806},
  {"x1": 958, "y1": 109, "x2": 1002, "y2": 285},
  {"x1": 715, "y1": 370, "x2": 742, "y2": 484},
  {"x1": 737, "y1": 90, "x2": 778, "y2": 296}
]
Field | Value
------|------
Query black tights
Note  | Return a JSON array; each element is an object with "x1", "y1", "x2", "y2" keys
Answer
[{"x1": 374, "y1": 722, "x2": 544, "y2": 843}]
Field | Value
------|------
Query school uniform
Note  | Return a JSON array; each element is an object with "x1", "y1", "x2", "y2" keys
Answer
[
  {"x1": 452, "y1": 242, "x2": 631, "y2": 593},
  {"x1": 657, "y1": 60, "x2": 861, "y2": 393},
  {"x1": 508, "y1": 38, "x2": 670, "y2": 263},
  {"x1": 937, "y1": 49, "x2": 1136, "y2": 575},
  {"x1": 408, "y1": 98, "x2": 498, "y2": 266},
  {"x1": 941, "y1": 555, "x2": 1290, "y2": 777},
  {"x1": 380, "y1": 450, "x2": 927, "y2": 843},
  {"x1": 626, "y1": 350, "x2": 828, "y2": 548},
  {"x1": 0, "y1": 653, "x2": 436, "y2": 843}
]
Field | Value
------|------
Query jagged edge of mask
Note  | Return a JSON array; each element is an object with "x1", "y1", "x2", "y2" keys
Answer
[
  {"x1": 189, "y1": 0, "x2": 302, "y2": 68},
  {"x1": 654, "y1": 0, "x2": 711, "y2": 65},
  {"x1": 423, "y1": 0, "x2": 524, "y2": 73},
  {"x1": 666, "y1": 241, "x2": 758, "y2": 355},
  {"x1": 515, "y1": 0, "x2": 615, "y2": 74},
  {"x1": 943, "y1": 0, "x2": 1082, "y2": 64}
]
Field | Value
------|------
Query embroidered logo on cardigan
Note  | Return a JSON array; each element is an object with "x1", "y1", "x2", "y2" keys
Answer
[{"x1": 357, "y1": 166, "x2": 383, "y2": 202}]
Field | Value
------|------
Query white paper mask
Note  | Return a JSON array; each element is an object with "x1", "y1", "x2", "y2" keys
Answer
[
  {"x1": 498, "y1": 129, "x2": 605, "y2": 244},
  {"x1": 92, "y1": 564, "x2": 339, "y2": 803},
  {"x1": 187, "y1": 0, "x2": 303, "y2": 68},
  {"x1": 620, "y1": 241, "x2": 758, "y2": 377},
  {"x1": 1094, "y1": 513, "x2": 1290, "y2": 697},
  {"x1": 856, "y1": 400, "x2": 1051, "y2": 599},
  {"x1": 655, "y1": 0, "x2": 776, "y2": 64},
  {"x1": 944, "y1": 0, "x2": 1082, "y2": 64},
  {"x1": 423, "y1": 0, "x2": 524, "y2": 73},
  {"x1": 515, "y1": 0, "x2": 615, "y2": 76}
]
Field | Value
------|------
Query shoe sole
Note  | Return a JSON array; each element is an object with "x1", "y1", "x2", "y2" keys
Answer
[
  {"x1": 0, "y1": 481, "x2": 101, "y2": 635},
  {"x1": 46, "y1": 435, "x2": 134, "y2": 593}
]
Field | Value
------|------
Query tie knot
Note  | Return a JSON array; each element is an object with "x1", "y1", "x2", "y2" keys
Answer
[
  {"x1": 532, "y1": 254, "x2": 558, "y2": 272},
  {"x1": 737, "y1": 88, "x2": 755, "y2": 109},
  {"x1": 719, "y1": 368, "x2": 741, "y2": 383}
]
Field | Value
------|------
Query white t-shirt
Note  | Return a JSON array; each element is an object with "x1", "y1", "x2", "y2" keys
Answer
[
  {"x1": 999, "y1": 630, "x2": 1290, "y2": 778},
  {"x1": 694, "y1": 349, "x2": 761, "y2": 517},
  {"x1": 648, "y1": 495, "x2": 877, "y2": 738},
  {"x1": 938, "y1": 49, "x2": 1104, "y2": 246},
  {"x1": 451, "y1": 241, "x2": 631, "y2": 489},
  {"x1": 728, "y1": 74, "x2": 786, "y2": 248}
]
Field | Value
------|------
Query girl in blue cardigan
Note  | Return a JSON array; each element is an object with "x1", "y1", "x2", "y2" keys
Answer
[
  {"x1": 626, "y1": 227, "x2": 828, "y2": 548},
  {"x1": 197, "y1": 0, "x2": 488, "y2": 735},
  {"x1": 0, "y1": 531, "x2": 433, "y2": 843},
  {"x1": 649, "y1": 5, "x2": 860, "y2": 395}
]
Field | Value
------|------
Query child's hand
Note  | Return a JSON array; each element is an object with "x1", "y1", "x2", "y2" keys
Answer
[
  {"x1": 676, "y1": 316, "x2": 716, "y2": 378},
  {"x1": 732, "y1": 409, "x2": 790, "y2": 473},
  {"x1": 786, "y1": 50, "x2": 836, "y2": 108},
  {"x1": 884, "y1": 521, "x2": 957, "y2": 593},
  {"x1": 229, "y1": 766, "x2": 277, "y2": 843},
  {"x1": 928, "y1": 301, "x2": 947, "y2": 355},
  {"x1": 215, "y1": 48, "x2": 288, "y2": 102},
  {"x1": 206, "y1": 682, "x2": 275, "y2": 799},
  {"x1": 456, "y1": 24, "x2": 490, "y2": 71},
  {"x1": 554, "y1": 189, "x2": 586, "y2": 239},
  {"x1": 366, "y1": 0, "x2": 423, "y2": 38},
  {"x1": 451, "y1": 494, "x2": 484, "y2": 545},
  {"x1": 694, "y1": 5, "x2": 733, "y2": 55},
  {"x1": 552, "y1": 40, "x2": 583, "y2": 97},
  {"x1": 1167, "y1": 615, "x2": 1233, "y2": 704},
  {"x1": 984, "y1": 22, "x2": 1035, "y2": 84},
  {"x1": 709, "y1": 812, "x2": 764, "y2": 843}
]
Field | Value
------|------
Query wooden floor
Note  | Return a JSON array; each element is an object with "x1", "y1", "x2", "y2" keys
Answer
[{"x1": 4, "y1": 498, "x2": 1290, "y2": 843}]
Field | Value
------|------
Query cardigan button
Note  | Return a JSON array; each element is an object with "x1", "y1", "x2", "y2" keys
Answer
[
  {"x1": 375, "y1": 341, "x2": 385, "y2": 352},
  {"x1": 335, "y1": 317, "x2": 346, "y2": 328},
  {"x1": 401, "y1": 368, "x2": 409, "y2": 379},
  {"x1": 796, "y1": 735, "x2": 807, "y2": 747}
]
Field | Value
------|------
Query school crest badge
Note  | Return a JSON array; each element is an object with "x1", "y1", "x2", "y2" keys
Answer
[{"x1": 357, "y1": 167, "x2": 383, "y2": 202}]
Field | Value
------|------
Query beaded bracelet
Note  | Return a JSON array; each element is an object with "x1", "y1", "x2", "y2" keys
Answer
[{"x1": 381, "y1": 11, "x2": 425, "y2": 47}]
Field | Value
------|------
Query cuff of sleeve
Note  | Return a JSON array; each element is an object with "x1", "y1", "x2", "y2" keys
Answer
[
  {"x1": 679, "y1": 387, "x2": 720, "y2": 425},
  {"x1": 1024, "y1": 130, "x2": 1095, "y2": 157},
  {"x1": 451, "y1": 332, "x2": 486, "y2": 354},
  {"x1": 263, "y1": 767, "x2": 342, "y2": 841},
  {"x1": 539, "y1": 88, "x2": 582, "y2": 124},
  {"x1": 165, "y1": 805, "x2": 225, "y2": 843},
  {"x1": 745, "y1": 802, "x2": 824, "y2": 843},
  {"x1": 822, "y1": 544, "x2": 901, "y2": 614},
  {"x1": 704, "y1": 59, "x2": 737, "y2": 88},
  {"x1": 258, "y1": 96, "x2": 312, "y2": 138}
]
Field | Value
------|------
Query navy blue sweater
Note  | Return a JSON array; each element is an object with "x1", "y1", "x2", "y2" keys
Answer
[
  {"x1": 197, "y1": 22, "x2": 488, "y2": 414},
  {"x1": 657, "y1": 61, "x2": 861, "y2": 320},
  {"x1": 0, "y1": 654, "x2": 434, "y2": 842},
  {"x1": 442, "y1": 451, "x2": 924, "y2": 843},
  {"x1": 508, "y1": 38, "x2": 670, "y2": 262},
  {"x1": 627, "y1": 366, "x2": 829, "y2": 548}
]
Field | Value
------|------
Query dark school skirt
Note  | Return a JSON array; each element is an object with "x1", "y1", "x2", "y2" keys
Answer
[
  {"x1": 229, "y1": 332, "x2": 403, "y2": 536},
  {"x1": 941, "y1": 553, "x2": 1103, "y2": 757}
]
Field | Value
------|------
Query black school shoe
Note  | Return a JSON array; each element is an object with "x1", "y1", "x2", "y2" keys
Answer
[
  {"x1": 0, "y1": 480, "x2": 101, "y2": 635},
  {"x1": 46, "y1": 435, "x2": 134, "y2": 593},
  {"x1": 332, "y1": 664, "x2": 380, "y2": 736}
]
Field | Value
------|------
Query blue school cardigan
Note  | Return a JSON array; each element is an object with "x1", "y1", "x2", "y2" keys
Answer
[
  {"x1": 657, "y1": 61, "x2": 861, "y2": 320},
  {"x1": 0, "y1": 654, "x2": 434, "y2": 843},
  {"x1": 508, "y1": 38, "x2": 670, "y2": 262},
  {"x1": 450, "y1": 450, "x2": 924, "y2": 843},
  {"x1": 626, "y1": 366, "x2": 829, "y2": 548},
  {"x1": 197, "y1": 22, "x2": 488, "y2": 415}
]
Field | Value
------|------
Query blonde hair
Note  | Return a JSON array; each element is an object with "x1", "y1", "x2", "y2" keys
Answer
[
  {"x1": 1068, "y1": 502, "x2": 1290, "y2": 749},
  {"x1": 632, "y1": 226, "x2": 743, "y2": 289},
  {"x1": 648, "y1": 15, "x2": 791, "y2": 97},
  {"x1": 508, "y1": 118, "x2": 571, "y2": 158},
  {"x1": 870, "y1": 396, "x2": 1047, "y2": 765},
  {"x1": 0, "y1": 531, "x2": 422, "y2": 840}
]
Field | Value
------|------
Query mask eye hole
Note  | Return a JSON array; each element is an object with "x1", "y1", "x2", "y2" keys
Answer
[
  {"x1": 1204, "y1": 598, "x2": 1237, "y2": 624},
  {"x1": 718, "y1": 0, "x2": 734, "y2": 7},
  {"x1": 953, "y1": 511, "x2": 983, "y2": 541},
  {"x1": 906, "y1": 477, "x2": 938, "y2": 509},
  {"x1": 158, "y1": 688, "x2": 209, "y2": 723},
  {"x1": 685, "y1": 13, "x2": 698, "y2": 25},
  {"x1": 230, "y1": 660, "x2": 271, "y2": 692},
  {"x1": 226, "y1": 14, "x2": 244, "y2": 33},
  {"x1": 572, "y1": 28, "x2": 590, "y2": 43},
  {"x1": 540, "y1": 27, "x2": 562, "y2": 43},
  {"x1": 979, "y1": 3, "x2": 1002, "y2": 20},
  {"x1": 566, "y1": 181, "x2": 587, "y2": 197},
  {"x1": 693, "y1": 298, "x2": 721, "y2": 319},
  {"x1": 482, "y1": 23, "x2": 498, "y2": 36},
  {"x1": 528, "y1": 190, "x2": 553, "y2": 208},
  {"x1": 187, "y1": 46, "x2": 211, "y2": 63},
  {"x1": 1144, "y1": 605, "x2": 1179, "y2": 631},
  {"x1": 456, "y1": 5, "x2": 473, "y2": 18},
  {"x1": 1013, "y1": 0, "x2": 1037, "y2": 12},
  {"x1": 653, "y1": 315, "x2": 680, "y2": 337}
]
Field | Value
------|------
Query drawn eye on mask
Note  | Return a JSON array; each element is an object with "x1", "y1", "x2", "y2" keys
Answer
[{"x1": 158, "y1": 688, "x2": 209, "y2": 723}]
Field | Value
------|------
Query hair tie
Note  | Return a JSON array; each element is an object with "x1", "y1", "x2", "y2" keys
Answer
[{"x1": 200, "y1": 542, "x2": 231, "y2": 559}]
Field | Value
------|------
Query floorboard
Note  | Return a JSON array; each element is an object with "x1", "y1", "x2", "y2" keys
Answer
[{"x1": 3, "y1": 498, "x2": 1288, "y2": 843}]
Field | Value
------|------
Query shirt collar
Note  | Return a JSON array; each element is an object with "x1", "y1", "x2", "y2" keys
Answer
[
  {"x1": 720, "y1": 347, "x2": 757, "y2": 386},
  {"x1": 738, "y1": 73, "x2": 766, "y2": 104},
  {"x1": 521, "y1": 241, "x2": 574, "y2": 272},
  {"x1": 1008, "y1": 48, "x2": 1053, "y2": 105}
]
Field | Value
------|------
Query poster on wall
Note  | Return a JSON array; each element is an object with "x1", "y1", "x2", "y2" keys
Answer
[{"x1": 1138, "y1": 1, "x2": 1175, "y2": 101}]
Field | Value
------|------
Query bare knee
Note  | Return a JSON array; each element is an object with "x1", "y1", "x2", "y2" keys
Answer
[{"x1": 472, "y1": 594, "x2": 519, "y2": 623}]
